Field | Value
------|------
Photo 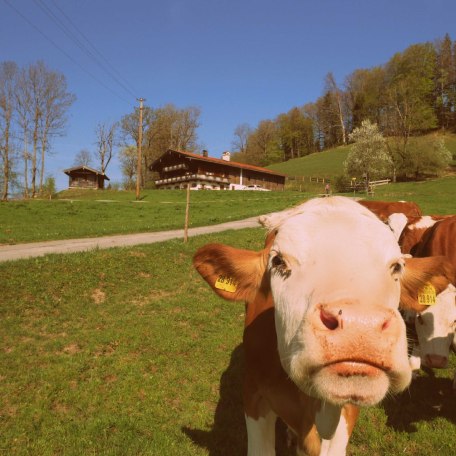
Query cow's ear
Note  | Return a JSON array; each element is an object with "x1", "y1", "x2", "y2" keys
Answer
[
  {"x1": 400, "y1": 256, "x2": 455, "y2": 312},
  {"x1": 193, "y1": 243, "x2": 267, "y2": 302}
]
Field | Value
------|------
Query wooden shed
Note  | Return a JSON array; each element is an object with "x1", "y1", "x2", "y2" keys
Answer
[
  {"x1": 63, "y1": 166, "x2": 110, "y2": 190},
  {"x1": 150, "y1": 150, "x2": 286, "y2": 191}
]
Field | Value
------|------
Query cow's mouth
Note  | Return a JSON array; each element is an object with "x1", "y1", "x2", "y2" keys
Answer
[
  {"x1": 303, "y1": 359, "x2": 392, "y2": 406},
  {"x1": 324, "y1": 359, "x2": 390, "y2": 378}
]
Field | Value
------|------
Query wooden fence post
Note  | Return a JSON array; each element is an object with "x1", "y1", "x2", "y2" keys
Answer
[{"x1": 184, "y1": 184, "x2": 190, "y2": 243}]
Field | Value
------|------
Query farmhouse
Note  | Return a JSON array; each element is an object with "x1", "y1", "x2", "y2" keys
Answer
[
  {"x1": 150, "y1": 149, "x2": 286, "y2": 190},
  {"x1": 63, "y1": 166, "x2": 110, "y2": 190}
]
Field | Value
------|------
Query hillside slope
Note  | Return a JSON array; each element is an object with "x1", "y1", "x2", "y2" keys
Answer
[{"x1": 267, "y1": 133, "x2": 456, "y2": 178}]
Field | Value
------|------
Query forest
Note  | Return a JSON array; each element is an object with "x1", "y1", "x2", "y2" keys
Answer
[{"x1": 230, "y1": 34, "x2": 456, "y2": 168}]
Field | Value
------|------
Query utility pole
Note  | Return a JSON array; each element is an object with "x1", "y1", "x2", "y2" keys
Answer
[{"x1": 136, "y1": 97, "x2": 145, "y2": 200}]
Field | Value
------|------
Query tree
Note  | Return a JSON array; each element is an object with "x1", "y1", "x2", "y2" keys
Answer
[
  {"x1": 434, "y1": 34, "x2": 456, "y2": 131},
  {"x1": 118, "y1": 145, "x2": 137, "y2": 190},
  {"x1": 19, "y1": 61, "x2": 75, "y2": 197},
  {"x1": 0, "y1": 61, "x2": 18, "y2": 200},
  {"x1": 73, "y1": 149, "x2": 93, "y2": 167},
  {"x1": 324, "y1": 72, "x2": 348, "y2": 145},
  {"x1": 94, "y1": 121, "x2": 116, "y2": 174},
  {"x1": 232, "y1": 123, "x2": 252, "y2": 154},
  {"x1": 396, "y1": 135, "x2": 451, "y2": 179},
  {"x1": 344, "y1": 120, "x2": 392, "y2": 187}
]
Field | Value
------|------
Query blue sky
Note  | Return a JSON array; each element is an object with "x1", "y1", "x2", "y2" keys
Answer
[{"x1": 2, "y1": 0, "x2": 455, "y2": 190}]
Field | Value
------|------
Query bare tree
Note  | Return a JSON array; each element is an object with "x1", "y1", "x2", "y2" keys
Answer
[
  {"x1": 20, "y1": 61, "x2": 75, "y2": 197},
  {"x1": 324, "y1": 72, "x2": 347, "y2": 145},
  {"x1": 15, "y1": 66, "x2": 33, "y2": 197},
  {"x1": 232, "y1": 123, "x2": 251, "y2": 153},
  {"x1": 94, "y1": 121, "x2": 116, "y2": 174},
  {"x1": 73, "y1": 149, "x2": 93, "y2": 167},
  {"x1": 38, "y1": 63, "x2": 76, "y2": 194},
  {"x1": 0, "y1": 61, "x2": 18, "y2": 201}
]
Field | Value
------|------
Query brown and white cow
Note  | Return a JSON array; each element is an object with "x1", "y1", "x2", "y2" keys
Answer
[
  {"x1": 194, "y1": 196, "x2": 450, "y2": 455},
  {"x1": 387, "y1": 213, "x2": 453, "y2": 256},
  {"x1": 358, "y1": 200, "x2": 422, "y2": 222},
  {"x1": 395, "y1": 215, "x2": 456, "y2": 381}
]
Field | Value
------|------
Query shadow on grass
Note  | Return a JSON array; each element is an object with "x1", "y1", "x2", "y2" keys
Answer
[
  {"x1": 182, "y1": 344, "x2": 292, "y2": 455},
  {"x1": 382, "y1": 369, "x2": 456, "y2": 432}
]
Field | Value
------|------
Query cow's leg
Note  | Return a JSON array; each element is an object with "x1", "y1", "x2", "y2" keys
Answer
[{"x1": 245, "y1": 410, "x2": 277, "y2": 456}]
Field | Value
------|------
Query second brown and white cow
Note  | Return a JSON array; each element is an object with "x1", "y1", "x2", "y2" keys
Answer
[
  {"x1": 194, "y1": 196, "x2": 451, "y2": 455},
  {"x1": 358, "y1": 199, "x2": 422, "y2": 222}
]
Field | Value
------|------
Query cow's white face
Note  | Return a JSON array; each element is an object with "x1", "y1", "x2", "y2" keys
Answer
[
  {"x1": 415, "y1": 284, "x2": 456, "y2": 368},
  {"x1": 264, "y1": 197, "x2": 411, "y2": 406}
]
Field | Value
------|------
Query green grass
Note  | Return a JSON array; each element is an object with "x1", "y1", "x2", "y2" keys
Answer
[
  {"x1": 1, "y1": 228, "x2": 455, "y2": 455},
  {"x1": 268, "y1": 145, "x2": 351, "y2": 178},
  {"x1": 0, "y1": 190, "x2": 308, "y2": 245},
  {"x1": 2, "y1": 177, "x2": 455, "y2": 245},
  {"x1": 267, "y1": 132, "x2": 456, "y2": 178}
]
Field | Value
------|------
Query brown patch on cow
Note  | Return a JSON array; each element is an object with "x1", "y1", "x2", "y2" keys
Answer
[
  {"x1": 91, "y1": 288, "x2": 106, "y2": 304},
  {"x1": 400, "y1": 256, "x2": 454, "y2": 312}
]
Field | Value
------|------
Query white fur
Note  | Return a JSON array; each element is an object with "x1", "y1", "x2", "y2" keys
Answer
[
  {"x1": 266, "y1": 197, "x2": 411, "y2": 405},
  {"x1": 415, "y1": 284, "x2": 456, "y2": 364},
  {"x1": 319, "y1": 413, "x2": 350, "y2": 456},
  {"x1": 387, "y1": 213, "x2": 408, "y2": 240},
  {"x1": 245, "y1": 412, "x2": 277, "y2": 456}
]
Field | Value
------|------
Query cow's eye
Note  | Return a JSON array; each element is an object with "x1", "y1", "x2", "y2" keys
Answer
[
  {"x1": 270, "y1": 253, "x2": 291, "y2": 278},
  {"x1": 390, "y1": 261, "x2": 403, "y2": 277},
  {"x1": 271, "y1": 253, "x2": 285, "y2": 268}
]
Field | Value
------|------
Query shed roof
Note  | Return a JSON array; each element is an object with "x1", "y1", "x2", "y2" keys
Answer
[
  {"x1": 151, "y1": 149, "x2": 286, "y2": 177},
  {"x1": 63, "y1": 166, "x2": 110, "y2": 180}
]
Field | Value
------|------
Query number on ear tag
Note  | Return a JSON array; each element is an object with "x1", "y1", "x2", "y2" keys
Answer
[
  {"x1": 418, "y1": 283, "x2": 437, "y2": 306},
  {"x1": 215, "y1": 275, "x2": 238, "y2": 293}
]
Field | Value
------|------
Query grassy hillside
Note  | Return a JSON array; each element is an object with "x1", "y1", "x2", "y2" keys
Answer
[
  {"x1": 267, "y1": 145, "x2": 350, "y2": 178},
  {"x1": 267, "y1": 133, "x2": 456, "y2": 178}
]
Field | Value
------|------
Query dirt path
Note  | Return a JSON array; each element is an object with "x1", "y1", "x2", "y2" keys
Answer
[{"x1": 0, "y1": 217, "x2": 261, "y2": 262}]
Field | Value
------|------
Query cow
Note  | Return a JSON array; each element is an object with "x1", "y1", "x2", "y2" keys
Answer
[
  {"x1": 396, "y1": 215, "x2": 456, "y2": 387},
  {"x1": 387, "y1": 213, "x2": 453, "y2": 256},
  {"x1": 407, "y1": 283, "x2": 456, "y2": 379},
  {"x1": 357, "y1": 200, "x2": 422, "y2": 222},
  {"x1": 193, "y1": 196, "x2": 452, "y2": 455}
]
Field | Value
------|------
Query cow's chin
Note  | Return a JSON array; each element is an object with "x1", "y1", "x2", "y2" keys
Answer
[{"x1": 290, "y1": 361, "x2": 395, "y2": 406}]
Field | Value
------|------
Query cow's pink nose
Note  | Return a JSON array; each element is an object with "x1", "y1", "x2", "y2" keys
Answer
[
  {"x1": 424, "y1": 354, "x2": 448, "y2": 368},
  {"x1": 317, "y1": 302, "x2": 397, "y2": 335}
]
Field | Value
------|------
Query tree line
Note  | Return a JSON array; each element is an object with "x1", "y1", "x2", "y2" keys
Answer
[
  {"x1": 0, "y1": 61, "x2": 75, "y2": 200},
  {"x1": 230, "y1": 34, "x2": 456, "y2": 180}
]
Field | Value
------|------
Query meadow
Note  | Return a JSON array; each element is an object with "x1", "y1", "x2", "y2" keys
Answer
[
  {"x1": 1, "y1": 227, "x2": 455, "y2": 455},
  {"x1": 1, "y1": 163, "x2": 456, "y2": 454},
  {"x1": 1, "y1": 176, "x2": 455, "y2": 245}
]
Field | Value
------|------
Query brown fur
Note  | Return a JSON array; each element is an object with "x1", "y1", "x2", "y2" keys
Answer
[
  {"x1": 400, "y1": 256, "x2": 454, "y2": 312},
  {"x1": 358, "y1": 200, "x2": 422, "y2": 222}
]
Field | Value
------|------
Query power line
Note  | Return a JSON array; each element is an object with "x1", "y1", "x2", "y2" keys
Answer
[
  {"x1": 49, "y1": 0, "x2": 138, "y2": 98},
  {"x1": 3, "y1": 0, "x2": 133, "y2": 105},
  {"x1": 34, "y1": 0, "x2": 138, "y2": 99}
]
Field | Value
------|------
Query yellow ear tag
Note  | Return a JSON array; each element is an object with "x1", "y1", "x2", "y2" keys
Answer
[
  {"x1": 215, "y1": 275, "x2": 238, "y2": 293},
  {"x1": 418, "y1": 283, "x2": 437, "y2": 306}
]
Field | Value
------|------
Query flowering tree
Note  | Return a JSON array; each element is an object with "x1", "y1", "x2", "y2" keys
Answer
[{"x1": 344, "y1": 120, "x2": 392, "y2": 187}]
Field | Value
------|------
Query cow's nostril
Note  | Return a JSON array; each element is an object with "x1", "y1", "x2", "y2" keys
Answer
[{"x1": 320, "y1": 309, "x2": 339, "y2": 330}]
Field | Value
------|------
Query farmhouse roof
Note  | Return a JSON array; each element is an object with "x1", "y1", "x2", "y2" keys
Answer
[
  {"x1": 63, "y1": 165, "x2": 110, "y2": 180},
  {"x1": 151, "y1": 149, "x2": 286, "y2": 177}
]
